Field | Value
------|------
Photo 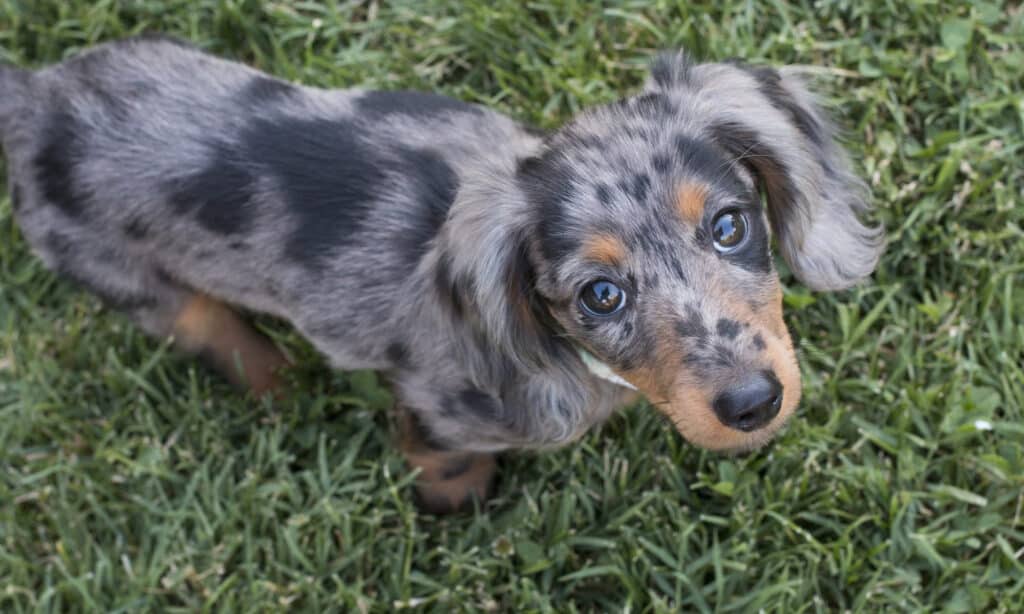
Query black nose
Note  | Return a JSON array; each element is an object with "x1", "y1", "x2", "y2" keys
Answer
[{"x1": 712, "y1": 372, "x2": 783, "y2": 432}]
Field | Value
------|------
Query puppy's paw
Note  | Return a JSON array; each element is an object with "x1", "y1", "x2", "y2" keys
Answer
[
  {"x1": 397, "y1": 411, "x2": 497, "y2": 513},
  {"x1": 410, "y1": 451, "x2": 497, "y2": 515}
]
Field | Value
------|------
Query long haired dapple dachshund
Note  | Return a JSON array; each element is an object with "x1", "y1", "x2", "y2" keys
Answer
[{"x1": 0, "y1": 36, "x2": 882, "y2": 513}]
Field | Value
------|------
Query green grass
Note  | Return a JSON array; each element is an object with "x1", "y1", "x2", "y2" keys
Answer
[{"x1": 1, "y1": 0, "x2": 1022, "y2": 611}]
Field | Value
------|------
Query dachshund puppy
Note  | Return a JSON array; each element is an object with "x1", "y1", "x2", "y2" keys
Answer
[{"x1": 0, "y1": 36, "x2": 882, "y2": 513}]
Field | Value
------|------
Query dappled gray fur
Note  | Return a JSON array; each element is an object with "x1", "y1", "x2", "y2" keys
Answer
[
  {"x1": 0, "y1": 38, "x2": 881, "y2": 454},
  {"x1": 645, "y1": 52, "x2": 884, "y2": 290}
]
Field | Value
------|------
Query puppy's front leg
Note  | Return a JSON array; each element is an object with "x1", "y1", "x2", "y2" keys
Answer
[
  {"x1": 172, "y1": 294, "x2": 290, "y2": 397},
  {"x1": 398, "y1": 411, "x2": 497, "y2": 514}
]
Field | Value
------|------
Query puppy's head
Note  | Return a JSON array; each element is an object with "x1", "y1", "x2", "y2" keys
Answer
[{"x1": 447, "y1": 52, "x2": 882, "y2": 451}]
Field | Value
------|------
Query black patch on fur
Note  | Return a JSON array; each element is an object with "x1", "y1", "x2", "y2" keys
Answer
[
  {"x1": 650, "y1": 53, "x2": 693, "y2": 89},
  {"x1": 166, "y1": 146, "x2": 255, "y2": 236},
  {"x1": 518, "y1": 154, "x2": 580, "y2": 263},
  {"x1": 752, "y1": 333, "x2": 766, "y2": 351},
  {"x1": 33, "y1": 112, "x2": 88, "y2": 218},
  {"x1": 616, "y1": 318, "x2": 656, "y2": 373},
  {"x1": 674, "y1": 134, "x2": 735, "y2": 184},
  {"x1": 386, "y1": 342, "x2": 409, "y2": 368},
  {"x1": 394, "y1": 148, "x2": 459, "y2": 269},
  {"x1": 242, "y1": 75, "x2": 297, "y2": 104},
  {"x1": 123, "y1": 218, "x2": 151, "y2": 240},
  {"x1": 652, "y1": 152, "x2": 672, "y2": 174},
  {"x1": 733, "y1": 63, "x2": 825, "y2": 147},
  {"x1": 694, "y1": 227, "x2": 710, "y2": 246},
  {"x1": 683, "y1": 342, "x2": 739, "y2": 373},
  {"x1": 667, "y1": 255, "x2": 688, "y2": 285},
  {"x1": 596, "y1": 183, "x2": 612, "y2": 206},
  {"x1": 228, "y1": 240, "x2": 249, "y2": 251},
  {"x1": 711, "y1": 343, "x2": 737, "y2": 368},
  {"x1": 10, "y1": 183, "x2": 22, "y2": 212},
  {"x1": 631, "y1": 220, "x2": 662, "y2": 255},
  {"x1": 444, "y1": 387, "x2": 502, "y2": 422},
  {"x1": 154, "y1": 267, "x2": 176, "y2": 286},
  {"x1": 629, "y1": 92, "x2": 676, "y2": 118},
  {"x1": 629, "y1": 172, "x2": 651, "y2": 202},
  {"x1": 716, "y1": 318, "x2": 741, "y2": 340},
  {"x1": 231, "y1": 131, "x2": 451, "y2": 272},
  {"x1": 355, "y1": 90, "x2": 481, "y2": 118},
  {"x1": 237, "y1": 117, "x2": 387, "y2": 268},
  {"x1": 675, "y1": 306, "x2": 708, "y2": 343}
]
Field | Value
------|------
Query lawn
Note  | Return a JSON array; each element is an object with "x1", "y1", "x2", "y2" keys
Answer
[{"x1": 1, "y1": 1, "x2": 1022, "y2": 611}]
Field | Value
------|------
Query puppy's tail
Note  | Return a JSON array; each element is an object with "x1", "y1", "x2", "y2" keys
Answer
[{"x1": 0, "y1": 63, "x2": 29, "y2": 139}]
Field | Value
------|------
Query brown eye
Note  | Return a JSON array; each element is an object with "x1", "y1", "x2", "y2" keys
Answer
[
  {"x1": 579, "y1": 280, "x2": 626, "y2": 317},
  {"x1": 712, "y1": 210, "x2": 748, "y2": 253}
]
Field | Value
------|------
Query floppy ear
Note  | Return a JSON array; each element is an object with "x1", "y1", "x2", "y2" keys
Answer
[
  {"x1": 650, "y1": 52, "x2": 884, "y2": 291},
  {"x1": 437, "y1": 166, "x2": 564, "y2": 371}
]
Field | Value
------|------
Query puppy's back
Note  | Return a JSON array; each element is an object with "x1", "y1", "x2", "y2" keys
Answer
[{"x1": 0, "y1": 35, "x2": 535, "y2": 371}]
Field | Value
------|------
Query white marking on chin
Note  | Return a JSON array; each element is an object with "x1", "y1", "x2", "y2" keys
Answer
[{"x1": 579, "y1": 349, "x2": 637, "y2": 390}]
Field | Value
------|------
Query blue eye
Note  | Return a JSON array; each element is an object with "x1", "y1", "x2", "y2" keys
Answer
[
  {"x1": 579, "y1": 280, "x2": 626, "y2": 316},
  {"x1": 712, "y1": 210, "x2": 748, "y2": 253}
]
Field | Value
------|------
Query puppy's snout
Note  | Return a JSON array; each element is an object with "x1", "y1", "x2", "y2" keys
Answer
[{"x1": 712, "y1": 372, "x2": 783, "y2": 432}]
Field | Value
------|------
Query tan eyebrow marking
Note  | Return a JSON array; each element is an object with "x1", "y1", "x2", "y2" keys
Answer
[
  {"x1": 676, "y1": 182, "x2": 709, "y2": 225},
  {"x1": 580, "y1": 233, "x2": 627, "y2": 266}
]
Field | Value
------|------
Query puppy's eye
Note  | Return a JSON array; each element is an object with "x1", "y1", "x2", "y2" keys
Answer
[
  {"x1": 712, "y1": 210, "x2": 748, "y2": 253},
  {"x1": 579, "y1": 280, "x2": 626, "y2": 316}
]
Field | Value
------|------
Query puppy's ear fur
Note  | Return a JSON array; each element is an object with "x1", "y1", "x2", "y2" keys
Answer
[
  {"x1": 649, "y1": 52, "x2": 884, "y2": 291},
  {"x1": 437, "y1": 166, "x2": 561, "y2": 371}
]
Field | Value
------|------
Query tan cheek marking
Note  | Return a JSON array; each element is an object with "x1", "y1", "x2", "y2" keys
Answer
[
  {"x1": 761, "y1": 324, "x2": 801, "y2": 438},
  {"x1": 633, "y1": 336, "x2": 761, "y2": 453},
  {"x1": 172, "y1": 294, "x2": 289, "y2": 396},
  {"x1": 581, "y1": 233, "x2": 627, "y2": 266},
  {"x1": 622, "y1": 366, "x2": 664, "y2": 404},
  {"x1": 622, "y1": 323, "x2": 731, "y2": 449},
  {"x1": 664, "y1": 371, "x2": 739, "y2": 450},
  {"x1": 759, "y1": 284, "x2": 788, "y2": 338},
  {"x1": 621, "y1": 316, "x2": 681, "y2": 403},
  {"x1": 676, "y1": 182, "x2": 709, "y2": 226}
]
